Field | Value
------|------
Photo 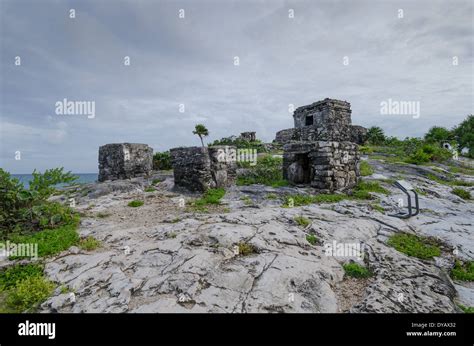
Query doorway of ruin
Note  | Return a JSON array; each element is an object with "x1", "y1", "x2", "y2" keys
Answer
[
  {"x1": 294, "y1": 153, "x2": 312, "y2": 184},
  {"x1": 305, "y1": 115, "x2": 314, "y2": 126}
]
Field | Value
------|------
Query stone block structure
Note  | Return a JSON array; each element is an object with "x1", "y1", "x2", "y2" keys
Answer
[
  {"x1": 98, "y1": 143, "x2": 153, "y2": 182},
  {"x1": 170, "y1": 146, "x2": 237, "y2": 192},
  {"x1": 275, "y1": 98, "x2": 367, "y2": 145},
  {"x1": 283, "y1": 141, "x2": 359, "y2": 191},
  {"x1": 240, "y1": 132, "x2": 256, "y2": 142},
  {"x1": 280, "y1": 98, "x2": 361, "y2": 191}
]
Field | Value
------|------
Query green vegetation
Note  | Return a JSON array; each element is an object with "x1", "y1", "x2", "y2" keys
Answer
[
  {"x1": 371, "y1": 204, "x2": 385, "y2": 213},
  {"x1": 0, "y1": 264, "x2": 44, "y2": 291},
  {"x1": 79, "y1": 236, "x2": 101, "y2": 251},
  {"x1": 151, "y1": 178, "x2": 164, "y2": 185},
  {"x1": 168, "y1": 232, "x2": 177, "y2": 239},
  {"x1": 451, "y1": 261, "x2": 474, "y2": 281},
  {"x1": 240, "y1": 196, "x2": 253, "y2": 205},
  {"x1": 366, "y1": 126, "x2": 386, "y2": 145},
  {"x1": 448, "y1": 165, "x2": 474, "y2": 176},
  {"x1": 359, "y1": 146, "x2": 374, "y2": 155},
  {"x1": 152, "y1": 151, "x2": 172, "y2": 170},
  {"x1": 144, "y1": 186, "x2": 156, "y2": 192},
  {"x1": 424, "y1": 126, "x2": 454, "y2": 144},
  {"x1": 237, "y1": 155, "x2": 288, "y2": 187},
  {"x1": 458, "y1": 304, "x2": 474, "y2": 313},
  {"x1": 359, "y1": 161, "x2": 374, "y2": 176},
  {"x1": 306, "y1": 234, "x2": 318, "y2": 245},
  {"x1": 5, "y1": 275, "x2": 55, "y2": 312},
  {"x1": 190, "y1": 188, "x2": 226, "y2": 212},
  {"x1": 211, "y1": 137, "x2": 269, "y2": 154},
  {"x1": 193, "y1": 124, "x2": 209, "y2": 147},
  {"x1": 426, "y1": 173, "x2": 474, "y2": 187},
  {"x1": 453, "y1": 115, "x2": 473, "y2": 158},
  {"x1": 452, "y1": 188, "x2": 471, "y2": 200},
  {"x1": 387, "y1": 233, "x2": 441, "y2": 260},
  {"x1": 237, "y1": 242, "x2": 256, "y2": 256},
  {"x1": 0, "y1": 264, "x2": 54, "y2": 313},
  {"x1": 0, "y1": 168, "x2": 78, "y2": 240},
  {"x1": 294, "y1": 215, "x2": 310, "y2": 227},
  {"x1": 265, "y1": 193, "x2": 278, "y2": 200},
  {"x1": 343, "y1": 263, "x2": 372, "y2": 278},
  {"x1": 10, "y1": 223, "x2": 79, "y2": 258},
  {"x1": 128, "y1": 200, "x2": 144, "y2": 207},
  {"x1": 352, "y1": 181, "x2": 389, "y2": 200}
]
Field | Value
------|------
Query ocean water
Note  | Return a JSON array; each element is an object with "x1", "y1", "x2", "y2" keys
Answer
[{"x1": 12, "y1": 173, "x2": 98, "y2": 189}]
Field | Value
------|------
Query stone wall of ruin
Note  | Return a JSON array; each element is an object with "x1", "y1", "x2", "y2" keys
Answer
[
  {"x1": 170, "y1": 146, "x2": 237, "y2": 192},
  {"x1": 98, "y1": 143, "x2": 153, "y2": 182},
  {"x1": 283, "y1": 141, "x2": 359, "y2": 191}
]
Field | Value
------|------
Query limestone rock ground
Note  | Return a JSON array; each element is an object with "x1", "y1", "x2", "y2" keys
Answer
[{"x1": 40, "y1": 160, "x2": 473, "y2": 313}]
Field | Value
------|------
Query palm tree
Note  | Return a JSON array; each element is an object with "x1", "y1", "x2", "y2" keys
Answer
[
  {"x1": 193, "y1": 124, "x2": 209, "y2": 147},
  {"x1": 367, "y1": 126, "x2": 386, "y2": 145}
]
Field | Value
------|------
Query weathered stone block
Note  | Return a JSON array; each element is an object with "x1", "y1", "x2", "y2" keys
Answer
[
  {"x1": 98, "y1": 143, "x2": 153, "y2": 182},
  {"x1": 170, "y1": 146, "x2": 237, "y2": 192}
]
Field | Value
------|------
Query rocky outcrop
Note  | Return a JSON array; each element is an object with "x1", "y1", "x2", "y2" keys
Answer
[
  {"x1": 38, "y1": 157, "x2": 474, "y2": 313},
  {"x1": 98, "y1": 143, "x2": 153, "y2": 182}
]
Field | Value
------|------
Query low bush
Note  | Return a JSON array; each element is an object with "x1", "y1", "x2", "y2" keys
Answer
[
  {"x1": 343, "y1": 263, "x2": 372, "y2": 278},
  {"x1": 152, "y1": 151, "x2": 172, "y2": 170},
  {"x1": 387, "y1": 233, "x2": 441, "y2": 259}
]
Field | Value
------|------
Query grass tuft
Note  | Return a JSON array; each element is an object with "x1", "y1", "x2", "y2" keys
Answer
[
  {"x1": 343, "y1": 263, "x2": 372, "y2": 278},
  {"x1": 387, "y1": 233, "x2": 441, "y2": 259}
]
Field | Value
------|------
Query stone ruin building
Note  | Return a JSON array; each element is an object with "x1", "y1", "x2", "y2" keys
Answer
[
  {"x1": 280, "y1": 98, "x2": 361, "y2": 191},
  {"x1": 239, "y1": 131, "x2": 256, "y2": 142},
  {"x1": 275, "y1": 100, "x2": 367, "y2": 145},
  {"x1": 98, "y1": 143, "x2": 153, "y2": 182},
  {"x1": 170, "y1": 146, "x2": 237, "y2": 192}
]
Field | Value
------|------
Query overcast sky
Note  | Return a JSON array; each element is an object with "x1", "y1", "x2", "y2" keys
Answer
[{"x1": 1, "y1": 0, "x2": 473, "y2": 173}]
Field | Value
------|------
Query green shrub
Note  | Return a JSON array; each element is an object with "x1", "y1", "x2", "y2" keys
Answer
[
  {"x1": 452, "y1": 188, "x2": 471, "y2": 200},
  {"x1": 294, "y1": 216, "x2": 310, "y2": 227},
  {"x1": 236, "y1": 155, "x2": 288, "y2": 187},
  {"x1": 11, "y1": 223, "x2": 80, "y2": 258},
  {"x1": 343, "y1": 263, "x2": 372, "y2": 278},
  {"x1": 128, "y1": 200, "x2": 144, "y2": 207},
  {"x1": 453, "y1": 115, "x2": 474, "y2": 158},
  {"x1": 79, "y1": 236, "x2": 101, "y2": 251},
  {"x1": 306, "y1": 234, "x2": 318, "y2": 245},
  {"x1": 237, "y1": 242, "x2": 256, "y2": 256},
  {"x1": 0, "y1": 168, "x2": 78, "y2": 239},
  {"x1": 458, "y1": 304, "x2": 474, "y2": 313},
  {"x1": 360, "y1": 161, "x2": 374, "y2": 176},
  {"x1": 387, "y1": 233, "x2": 441, "y2": 259},
  {"x1": 145, "y1": 186, "x2": 156, "y2": 192},
  {"x1": 195, "y1": 188, "x2": 226, "y2": 206},
  {"x1": 0, "y1": 264, "x2": 44, "y2": 292},
  {"x1": 451, "y1": 261, "x2": 474, "y2": 281},
  {"x1": 6, "y1": 275, "x2": 55, "y2": 312},
  {"x1": 352, "y1": 181, "x2": 389, "y2": 200},
  {"x1": 367, "y1": 127, "x2": 386, "y2": 145},
  {"x1": 153, "y1": 151, "x2": 172, "y2": 170},
  {"x1": 359, "y1": 146, "x2": 374, "y2": 154},
  {"x1": 424, "y1": 126, "x2": 454, "y2": 143}
]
